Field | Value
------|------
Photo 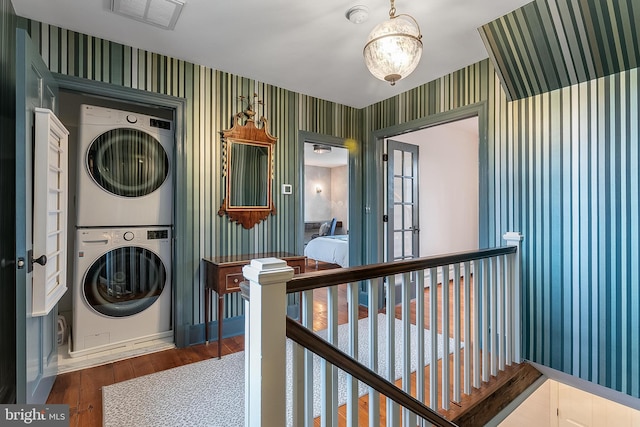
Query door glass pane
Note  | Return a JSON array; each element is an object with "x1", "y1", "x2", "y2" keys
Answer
[
  {"x1": 87, "y1": 128, "x2": 169, "y2": 197},
  {"x1": 404, "y1": 231, "x2": 414, "y2": 257},
  {"x1": 394, "y1": 205, "x2": 403, "y2": 230},
  {"x1": 394, "y1": 231, "x2": 403, "y2": 259},
  {"x1": 394, "y1": 150, "x2": 402, "y2": 174},
  {"x1": 404, "y1": 205, "x2": 412, "y2": 229},
  {"x1": 394, "y1": 177, "x2": 403, "y2": 202},
  {"x1": 404, "y1": 152, "x2": 413, "y2": 176},
  {"x1": 404, "y1": 178, "x2": 413, "y2": 203}
]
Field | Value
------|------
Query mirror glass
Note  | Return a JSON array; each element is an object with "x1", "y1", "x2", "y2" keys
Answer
[
  {"x1": 218, "y1": 113, "x2": 276, "y2": 229},
  {"x1": 228, "y1": 140, "x2": 270, "y2": 208}
]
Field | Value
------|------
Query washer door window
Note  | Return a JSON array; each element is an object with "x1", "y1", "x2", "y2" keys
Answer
[
  {"x1": 83, "y1": 246, "x2": 166, "y2": 317},
  {"x1": 87, "y1": 128, "x2": 169, "y2": 197}
]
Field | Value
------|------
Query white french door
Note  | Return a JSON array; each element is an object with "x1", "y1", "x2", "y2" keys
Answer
[{"x1": 386, "y1": 139, "x2": 420, "y2": 263}]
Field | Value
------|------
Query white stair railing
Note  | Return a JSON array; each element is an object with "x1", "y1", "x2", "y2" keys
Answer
[{"x1": 243, "y1": 232, "x2": 523, "y2": 427}]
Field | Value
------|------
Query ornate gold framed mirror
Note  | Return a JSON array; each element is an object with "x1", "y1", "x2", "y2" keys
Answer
[{"x1": 218, "y1": 102, "x2": 277, "y2": 229}]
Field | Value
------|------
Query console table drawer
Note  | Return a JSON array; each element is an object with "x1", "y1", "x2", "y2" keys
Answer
[
  {"x1": 225, "y1": 272, "x2": 245, "y2": 292},
  {"x1": 202, "y1": 252, "x2": 307, "y2": 358}
]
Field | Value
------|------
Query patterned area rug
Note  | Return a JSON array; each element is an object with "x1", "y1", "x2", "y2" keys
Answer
[{"x1": 103, "y1": 314, "x2": 455, "y2": 427}]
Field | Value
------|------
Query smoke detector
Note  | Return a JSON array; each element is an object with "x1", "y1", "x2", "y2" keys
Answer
[
  {"x1": 111, "y1": 0, "x2": 185, "y2": 30},
  {"x1": 346, "y1": 5, "x2": 369, "y2": 24}
]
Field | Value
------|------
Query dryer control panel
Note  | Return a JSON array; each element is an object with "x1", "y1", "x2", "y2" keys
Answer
[{"x1": 147, "y1": 229, "x2": 169, "y2": 240}]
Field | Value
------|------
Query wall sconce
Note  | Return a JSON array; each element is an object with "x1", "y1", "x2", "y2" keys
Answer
[{"x1": 315, "y1": 185, "x2": 322, "y2": 193}]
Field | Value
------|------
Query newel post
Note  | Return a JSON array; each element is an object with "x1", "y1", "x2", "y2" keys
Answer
[
  {"x1": 503, "y1": 232, "x2": 523, "y2": 363},
  {"x1": 242, "y1": 258, "x2": 294, "y2": 427}
]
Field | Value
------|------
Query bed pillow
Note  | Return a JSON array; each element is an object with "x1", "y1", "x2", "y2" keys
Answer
[{"x1": 318, "y1": 222, "x2": 330, "y2": 236}]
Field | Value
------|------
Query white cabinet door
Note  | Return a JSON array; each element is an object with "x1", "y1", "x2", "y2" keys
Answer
[{"x1": 32, "y1": 107, "x2": 69, "y2": 316}]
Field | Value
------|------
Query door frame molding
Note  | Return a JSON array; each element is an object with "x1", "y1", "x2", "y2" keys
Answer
[
  {"x1": 297, "y1": 130, "x2": 362, "y2": 268},
  {"x1": 368, "y1": 101, "x2": 489, "y2": 265},
  {"x1": 52, "y1": 73, "x2": 190, "y2": 347}
]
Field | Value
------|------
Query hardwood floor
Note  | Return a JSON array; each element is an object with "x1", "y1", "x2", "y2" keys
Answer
[{"x1": 47, "y1": 263, "x2": 530, "y2": 426}]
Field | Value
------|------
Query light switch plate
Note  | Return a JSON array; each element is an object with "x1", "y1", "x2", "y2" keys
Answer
[{"x1": 282, "y1": 184, "x2": 292, "y2": 194}]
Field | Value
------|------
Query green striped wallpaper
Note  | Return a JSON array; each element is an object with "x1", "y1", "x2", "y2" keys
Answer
[
  {"x1": 25, "y1": 0, "x2": 640, "y2": 400},
  {"x1": 480, "y1": 0, "x2": 640, "y2": 101},
  {"x1": 362, "y1": 59, "x2": 639, "y2": 398},
  {"x1": 25, "y1": 21, "x2": 360, "y2": 343}
]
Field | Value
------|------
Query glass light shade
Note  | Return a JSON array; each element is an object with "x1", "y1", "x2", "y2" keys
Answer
[{"x1": 363, "y1": 15, "x2": 422, "y2": 85}]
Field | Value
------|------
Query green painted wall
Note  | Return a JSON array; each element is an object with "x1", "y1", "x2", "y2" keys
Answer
[{"x1": 24, "y1": 0, "x2": 640, "y2": 400}]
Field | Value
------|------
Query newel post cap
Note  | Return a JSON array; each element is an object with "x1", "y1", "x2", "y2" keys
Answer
[
  {"x1": 503, "y1": 232, "x2": 524, "y2": 244},
  {"x1": 242, "y1": 257, "x2": 294, "y2": 286}
]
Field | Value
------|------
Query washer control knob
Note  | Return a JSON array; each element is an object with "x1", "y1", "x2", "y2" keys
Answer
[
  {"x1": 123, "y1": 231, "x2": 134, "y2": 241},
  {"x1": 126, "y1": 114, "x2": 138, "y2": 124}
]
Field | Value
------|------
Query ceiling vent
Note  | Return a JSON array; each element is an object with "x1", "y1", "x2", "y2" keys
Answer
[{"x1": 111, "y1": 0, "x2": 185, "y2": 30}]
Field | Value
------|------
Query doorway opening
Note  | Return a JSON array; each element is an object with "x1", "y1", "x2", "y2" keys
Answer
[
  {"x1": 303, "y1": 142, "x2": 349, "y2": 269},
  {"x1": 385, "y1": 116, "x2": 480, "y2": 261},
  {"x1": 383, "y1": 117, "x2": 480, "y2": 302}
]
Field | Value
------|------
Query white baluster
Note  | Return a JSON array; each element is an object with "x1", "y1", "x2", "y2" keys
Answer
[
  {"x1": 441, "y1": 265, "x2": 450, "y2": 410},
  {"x1": 346, "y1": 281, "x2": 359, "y2": 427},
  {"x1": 453, "y1": 262, "x2": 461, "y2": 403}
]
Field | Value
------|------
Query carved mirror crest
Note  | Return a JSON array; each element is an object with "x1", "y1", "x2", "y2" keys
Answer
[{"x1": 218, "y1": 96, "x2": 277, "y2": 229}]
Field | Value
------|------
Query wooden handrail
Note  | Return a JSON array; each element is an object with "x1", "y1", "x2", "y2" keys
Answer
[
  {"x1": 286, "y1": 317, "x2": 458, "y2": 427},
  {"x1": 287, "y1": 246, "x2": 517, "y2": 294}
]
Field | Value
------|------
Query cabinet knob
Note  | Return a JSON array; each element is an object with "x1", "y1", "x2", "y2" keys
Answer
[{"x1": 234, "y1": 278, "x2": 239, "y2": 283}]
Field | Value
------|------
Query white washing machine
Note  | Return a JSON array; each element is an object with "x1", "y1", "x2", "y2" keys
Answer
[
  {"x1": 70, "y1": 226, "x2": 172, "y2": 358},
  {"x1": 76, "y1": 104, "x2": 174, "y2": 227}
]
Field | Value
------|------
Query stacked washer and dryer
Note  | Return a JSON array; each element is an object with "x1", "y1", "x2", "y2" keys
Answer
[{"x1": 70, "y1": 104, "x2": 174, "y2": 358}]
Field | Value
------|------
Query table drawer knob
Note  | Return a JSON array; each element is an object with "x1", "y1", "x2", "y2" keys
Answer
[{"x1": 225, "y1": 273, "x2": 244, "y2": 291}]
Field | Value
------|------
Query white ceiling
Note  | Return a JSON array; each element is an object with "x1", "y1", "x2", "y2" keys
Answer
[{"x1": 11, "y1": 0, "x2": 532, "y2": 108}]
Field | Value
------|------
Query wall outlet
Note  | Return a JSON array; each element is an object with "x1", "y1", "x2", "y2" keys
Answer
[{"x1": 282, "y1": 184, "x2": 292, "y2": 194}]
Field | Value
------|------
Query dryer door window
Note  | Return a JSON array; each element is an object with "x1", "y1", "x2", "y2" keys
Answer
[
  {"x1": 87, "y1": 128, "x2": 169, "y2": 197},
  {"x1": 83, "y1": 246, "x2": 167, "y2": 317}
]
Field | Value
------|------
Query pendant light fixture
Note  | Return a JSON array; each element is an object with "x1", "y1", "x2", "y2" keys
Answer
[{"x1": 363, "y1": 0, "x2": 423, "y2": 86}]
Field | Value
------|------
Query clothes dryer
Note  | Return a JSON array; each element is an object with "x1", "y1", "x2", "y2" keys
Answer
[
  {"x1": 70, "y1": 227, "x2": 172, "y2": 357},
  {"x1": 76, "y1": 104, "x2": 173, "y2": 227}
]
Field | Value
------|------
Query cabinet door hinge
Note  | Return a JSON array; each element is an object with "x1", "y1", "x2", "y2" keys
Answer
[
  {"x1": 383, "y1": 215, "x2": 388, "y2": 222},
  {"x1": 382, "y1": 153, "x2": 388, "y2": 161}
]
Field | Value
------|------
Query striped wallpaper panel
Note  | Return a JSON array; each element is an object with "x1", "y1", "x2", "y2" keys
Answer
[
  {"x1": 26, "y1": 21, "x2": 360, "y2": 337},
  {"x1": 513, "y1": 69, "x2": 639, "y2": 395},
  {"x1": 25, "y1": 3, "x2": 640, "y2": 400},
  {"x1": 480, "y1": 0, "x2": 640, "y2": 101},
  {"x1": 362, "y1": 61, "x2": 639, "y2": 398}
]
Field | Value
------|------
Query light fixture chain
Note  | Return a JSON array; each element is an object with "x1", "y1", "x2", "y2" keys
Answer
[{"x1": 389, "y1": 0, "x2": 396, "y2": 18}]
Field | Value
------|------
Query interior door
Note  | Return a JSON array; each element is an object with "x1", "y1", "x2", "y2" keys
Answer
[
  {"x1": 0, "y1": 0, "x2": 17, "y2": 404},
  {"x1": 386, "y1": 139, "x2": 419, "y2": 263},
  {"x1": 386, "y1": 139, "x2": 419, "y2": 304},
  {"x1": 15, "y1": 28, "x2": 59, "y2": 403}
]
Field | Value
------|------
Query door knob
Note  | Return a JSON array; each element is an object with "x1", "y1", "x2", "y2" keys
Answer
[
  {"x1": 27, "y1": 249, "x2": 47, "y2": 273},
  {"x1": 32, "y1": 254, "x2": 47, "y2": 266},
  {"x1": 1, "y1": 258, "x2": 25, "y2": 269}
]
